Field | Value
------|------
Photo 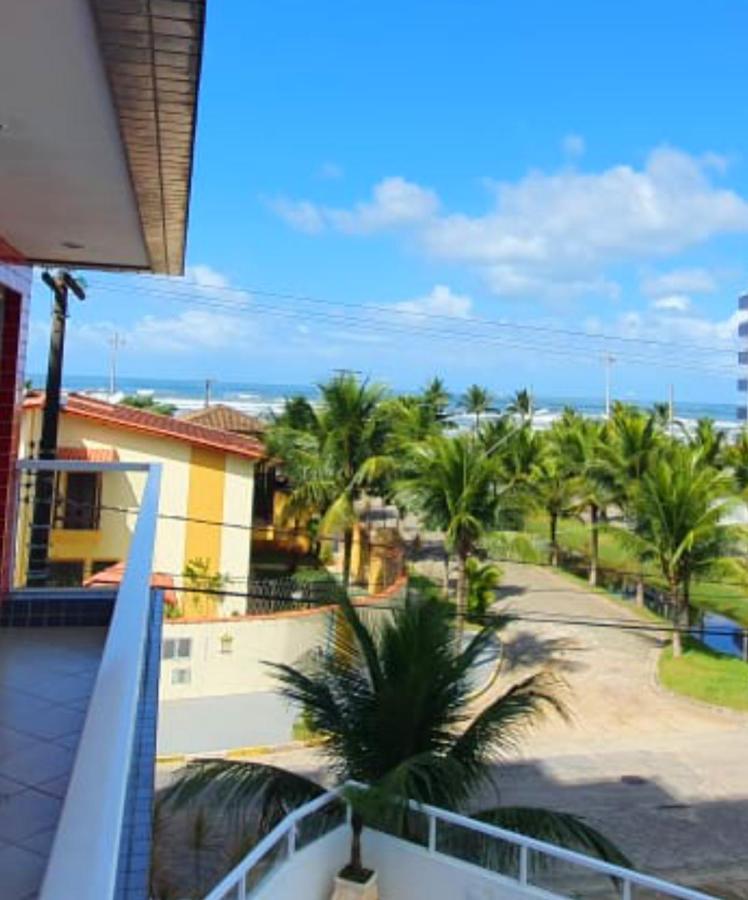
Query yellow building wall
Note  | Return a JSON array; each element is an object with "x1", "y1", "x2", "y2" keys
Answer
[{"x1": 15, "y1": 408, "x2": 255, "y2": 612}]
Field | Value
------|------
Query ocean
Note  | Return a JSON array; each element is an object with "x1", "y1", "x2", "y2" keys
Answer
[{"x1": 43, "y1": 374, "x2": 740, "y2": 426}]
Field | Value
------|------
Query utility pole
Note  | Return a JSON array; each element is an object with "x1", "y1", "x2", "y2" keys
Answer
[
  {"x1": 27, "y1": 271, "x2": 85, "y2": 586},
  {"x1": 109, "y1": 331, "x2": 125, "y2": 397},
  {"x1": 204, "y1": 378, "x2": 214, "y2": 408},
  {"x1": 603, "y1": 353, "x2": 616, "y2": 419},
  {"x1": 668, "y1": 383, "x2": 675, "y2": 438}
]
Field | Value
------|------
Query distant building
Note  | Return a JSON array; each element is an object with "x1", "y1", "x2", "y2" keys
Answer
[{"x1": 739, "y1": 293, "x2": 748, "y2": 420}]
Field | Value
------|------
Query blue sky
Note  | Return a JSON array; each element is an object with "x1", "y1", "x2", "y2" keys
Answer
[{"x1": 28, "y1": 0, "x2": 748, "y2": 404}]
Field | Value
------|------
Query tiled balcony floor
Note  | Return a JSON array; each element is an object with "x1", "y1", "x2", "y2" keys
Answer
[{"x1": 0, "y1": 626, "x2": 105, "y2": 899}]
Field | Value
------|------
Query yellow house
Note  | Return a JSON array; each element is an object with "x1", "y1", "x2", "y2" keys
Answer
[{"x1": 18, "y1": 393, "x2": 265, "y2": 616}]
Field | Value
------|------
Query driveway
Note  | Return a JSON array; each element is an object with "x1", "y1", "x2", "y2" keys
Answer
[
  {"x1": 158, "y1": 561, "x2": 748, "y2": 893},
  {"x1": 490, "y1": 562, "x2": 748, "y2": 892}
]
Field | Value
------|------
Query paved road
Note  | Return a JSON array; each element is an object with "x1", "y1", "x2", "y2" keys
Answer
[
  {"x1": 490, "y1": 563, "x2": 748, "y2": 892},
  {"x1": 159, "y1": 562, "x2": 748, "y2": 893}
]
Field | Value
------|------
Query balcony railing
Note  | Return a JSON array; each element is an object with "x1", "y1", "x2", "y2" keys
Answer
[
  {"x1": 16, "y1": 459, "x2": 162, "y2": 900},
  {"x1": 203, "y1": 781, "x2": 715, "y2": 900}
]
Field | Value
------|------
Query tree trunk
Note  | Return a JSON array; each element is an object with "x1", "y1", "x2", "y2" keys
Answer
[
  {"x1": 635, "y1": 574, "x2": 644, "y2": 607},
  {"x1": 550, "y1": 512, "x2": 559, "y2": 567},
  {"x1": 456, "y1": 549, "x2": 468, "y2": 622},
  {"x1": 349, "y1": 811, "x2": 364, "y2": 876},
  {"x1": 588, "y1": 503, "x2": 599, "y2": 587},
  {"x1": 342, "y1": 527, "x2": 354, "y2": 591},
  {"x1": 671, "y1": 579, "x2": 684, "y2": 658}
]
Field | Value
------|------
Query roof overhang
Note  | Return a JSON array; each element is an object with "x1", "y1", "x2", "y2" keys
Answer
[{"x1": 0, "y1": 0, "x2": 205, "y2": 275}]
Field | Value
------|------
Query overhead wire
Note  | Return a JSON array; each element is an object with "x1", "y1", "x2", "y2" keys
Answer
[{"x1": 81, "y1": 277, "x2": 742, "y2": 377}]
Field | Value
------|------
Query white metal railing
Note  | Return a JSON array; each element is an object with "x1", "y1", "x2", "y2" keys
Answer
[
  {"x1": 204, "y1": 781, "x2": 716, "y2": 900},
  {"x1": 17, "y1": 460, "x2": 163, "y2": 900}
]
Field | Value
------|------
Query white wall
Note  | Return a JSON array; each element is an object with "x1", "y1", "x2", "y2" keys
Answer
[
  {"x1": 160, "y1": 608, "x2": 333, "y2": 701},
  {"x1": 251, "y1": 827, "x2": 558, "y2": 900}
]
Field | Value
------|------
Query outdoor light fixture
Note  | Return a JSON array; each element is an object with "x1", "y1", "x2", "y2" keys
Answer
[{"x1": 219, "y1": 633, "x2": 234, "y2": 654}]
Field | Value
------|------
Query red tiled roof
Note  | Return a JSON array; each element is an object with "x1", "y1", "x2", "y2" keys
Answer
[
  {"x1": 57, "y1": 446, "x2": 119, "y2": 462},
  {"x1": 23, "y1": 393, "x2": 265, "y2": 461},
  {"x1": 181, "y1": 404, "x2": 267, "y2": 436},
  {"x1": 83, "y1": 562, "x2": 178, "y2": 606}
]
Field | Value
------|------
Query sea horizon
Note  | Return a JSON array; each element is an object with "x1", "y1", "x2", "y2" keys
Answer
[{"x1": 31, "y1": 373, "x2": 742, "y2": 425}]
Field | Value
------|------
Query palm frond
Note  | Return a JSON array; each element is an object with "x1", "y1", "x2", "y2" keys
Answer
[
  {"x1": 159, "y1": 759, "x2": 324, "y2": 834},
  {"x1": 450, "y1": 673, "x2": 566, "y2": 781}
]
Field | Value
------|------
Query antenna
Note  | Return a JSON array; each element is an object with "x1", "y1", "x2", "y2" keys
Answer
[
  {"x1": 109, "y1": 331, "x2": 125, "y2": 397},
  {"x1": 603, "y1": 353, "x2": 616, "y2": 419}
]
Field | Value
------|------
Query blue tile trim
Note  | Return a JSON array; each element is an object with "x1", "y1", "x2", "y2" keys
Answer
[{"x1": 114, "y1": 588, "x2": 163, "y2": 900}]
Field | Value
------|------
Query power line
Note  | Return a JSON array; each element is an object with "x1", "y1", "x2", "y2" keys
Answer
[
  {"x1": 81, "y1": 279, "x2": 741, "y2": 377},
  {"x1": 85, "y1": 273, "x2": 741, "y2": 356},
  {"x1": 17, "y1": 493, "x2": 748, "y2": 598}
]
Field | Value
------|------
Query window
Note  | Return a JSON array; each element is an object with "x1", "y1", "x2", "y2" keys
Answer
[
  {"x1": 91, "y1": 559, "x2": 118, "y2": 575},
  {"x1": 58, "y1": 472, "x2": 101, "y2": 530},
  {"x1": 171, "y1": 667, "x2": 191, "y2": 685},
  {"x1": 47, "y1": 560, "x2": 84, "y2": 587},
  {"x1": 162, "y1": 637, "x2": 192, "y2": 660}
]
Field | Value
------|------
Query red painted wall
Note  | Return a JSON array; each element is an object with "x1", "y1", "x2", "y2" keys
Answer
[{"x1": 0, "y1": 236, "x2": 31, "y2": 593}]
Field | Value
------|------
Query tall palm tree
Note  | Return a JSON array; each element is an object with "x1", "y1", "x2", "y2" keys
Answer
[
  {"x1": 422, "y1": 376, "x2": 452, "y2": 423},
  {"x1": 507, "y1": 388, "x2": 534, "y2": 424},
  {"x1": 265, "y1": 374, "x2": 390, "y2": 589},
  {"x1": 553, "y1": 415, "x2": 610, "y2": 587},
  {"x1": 462, "y1": 384, "x2": 493, "y2": 430},
  {"x1": 597, "y1": 406, "x2": 661, "y2": 603},
  {"x1": 689, "y1": 417, "x2": 727, "y2": 469},
  {"x1": 530, "y1": 452, "x2": 578, "y2": 567},
  {"x1": 620, "y1": 445, "x2": 739, "y2": 656},
  {"x1": 396, "y1": 433, "x2": 505, "y2": 616},
  {"x1": 159, "y1": 596, "x2": 627, "y2": 894},
  {"x1": 725, "y1": 428, "x2": 748, "y2": 492}
]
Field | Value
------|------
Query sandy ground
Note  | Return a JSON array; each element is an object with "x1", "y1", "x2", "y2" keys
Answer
[{"x1": 158, "y1": 561, "x2": 748, "y2": 894}]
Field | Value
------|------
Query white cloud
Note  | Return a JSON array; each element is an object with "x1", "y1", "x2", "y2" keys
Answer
[
  {"x1": 270, "y1": 176, "x2": 439, "y2": 236},
  {"x1": 130, "y1": 309, "x2": 253, "y2": 354},
  {"x1": 421, "y1": 147, "x2": 748, "y2": 298},
  {"x1": 267, "y1": 198, "x2": 326, "y2": 234},
  {"x1": 328, "y1": 177, "x2": 439, "y2": 233},
  {"x1": 562, "y1": 133, "x2": 586, "y2": 159},
  {"x1": 186, "y1": 264, "x2": 230, "y2": 290},
  {"x1": 610, "y1": 307, "x2": 740, "y2": 347},
  {"x1": 651, "y1": 294, "x2": 691, "y2": 313},
  {"x1": 393, "y1": 284, "x2": 472, "y2": 320},
  {"x1": 641, "y1": 267, "x2": 717, "y2": 297},
  {"x1": 272, "y1": 147, "x2": 748, "y2": 303}
]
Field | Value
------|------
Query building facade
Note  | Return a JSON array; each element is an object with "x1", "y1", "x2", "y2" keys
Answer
[{"x1": 18, "y1": 393, "x2": 262, "y2": 615}]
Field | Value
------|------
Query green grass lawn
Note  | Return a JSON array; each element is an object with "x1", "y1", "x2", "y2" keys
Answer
[
  {"x1": 523, "y1": 514, "x2": 748, "y2": 627},
  {"x1": 659, "y1": 639, "x2": 748, "y2": 711}
]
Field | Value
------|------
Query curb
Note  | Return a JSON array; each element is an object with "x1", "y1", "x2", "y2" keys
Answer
[
  {"x1": 649, "y1": 645, "x2": 748, "y2": 721},
  {"x1": 156, "y1": 738, "x2": 321, "y2": 767}
]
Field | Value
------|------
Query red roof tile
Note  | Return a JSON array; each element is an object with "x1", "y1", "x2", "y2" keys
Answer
[{"x1": 24, "y1": 393, "x2": 265, "y2": 461}]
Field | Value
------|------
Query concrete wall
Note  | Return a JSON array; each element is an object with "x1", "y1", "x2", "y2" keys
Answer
[
  {"x1": 252, "y1": 827, "x2": 556, "y2": 900},
  {"x1": 159, "y1": 607, "x2": 333, "y2": 701}
]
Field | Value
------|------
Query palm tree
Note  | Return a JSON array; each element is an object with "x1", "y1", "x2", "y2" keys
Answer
[
  {"x1": 530, "y1": 452, "x2": 578, "y2": 567},
  {"x1": 725, "y1": 428, "x2": 748, "y2": 492},
  {"x1": 159, "y1": 596, "x2": 627, "y2": 893},
  {"x1": 465, "y1": 558, "x2": 503, "y2": 620},
  {"x1": 689, "y1": 417, "x2": 726, "y2": 468},
  {"x1": 462, "y1": 384, "x2": 493, "y2": 430},
  {"x1": 597, "y1": 406, "x2": 660, "y2": 603},
  {"x1": 422, "y1": 376, "x2": 451, "y2": 423},
  {"x1": 265, "y1": 374, "x2": 390, "y2": 589},
  {"x1": 620, "y1": 445, "x2": 739, "y2": 656},
  {"x1": 507, "y1": 388, "x2": 534, "y2": 424},
  {"x1": 396, "y1": 433, "x2": 505, "y2": 617},
  {"x1": 553, "y1": 415, "x2": 610, "y2": 587}
]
